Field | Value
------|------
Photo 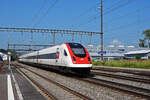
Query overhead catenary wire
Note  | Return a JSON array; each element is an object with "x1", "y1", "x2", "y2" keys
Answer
[
  {"x1": 73, "y1": 0, "x2": 136, "y2": 28},
  {"x1": 83, "y1": 3, "x2": 150, "y2": 31},
  {"x1": 105, "y1": 16, "x2": 150, "y2": 33},
  {"x1": 72, "y1": 2, "x2": 101, "y2": 21},
  {"x1": 104, "y1": 0, "x2": 136, "y2": 15},
  {"x1": 70, "y1": 0, "x2": 121, "y2": 28},
  {"x1": 33, "y1": 0, "x2": 59, "y2": 27},
  {"x1": 104, "y1": 5, "x2": 150, "y2": 25},
  {"x1": 30, "y1": 0, "x2": 48, "y2": 27},
  {"x1": 68, "y1": 2, "x2": 101, "y2": 30}
]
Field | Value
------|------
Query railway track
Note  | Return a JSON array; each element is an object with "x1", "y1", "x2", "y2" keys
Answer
[
  {"x1": 17, "y1": 68, "x2": 57, "y2": 100},
  {"x1": 92, "y1": 67, "x2": 150, "y2": 76},
  {"x1": 78, "y1": 77, "x2": 150, "y2": 99},
  {"x1": 91, "y1": 70, "x2": 150, "y2": 84},
  {"x1": 13, "y1": 63, "x2": 150, "y2": 99},
  {"x1": 75, "y1": 68, "x2": 150, "y2": 99},
  {"x1": 15, "y1": 64, "x2": 93, "y2": 100}
]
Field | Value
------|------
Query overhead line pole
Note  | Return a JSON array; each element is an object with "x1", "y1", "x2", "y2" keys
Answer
[{"x1": 100, "y1": 0, "x2": 104, "y2": 63}]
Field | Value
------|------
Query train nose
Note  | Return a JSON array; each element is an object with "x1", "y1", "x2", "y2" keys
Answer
[{"x1": 77, "y1": 58, "x2": 86, "y2": 63}]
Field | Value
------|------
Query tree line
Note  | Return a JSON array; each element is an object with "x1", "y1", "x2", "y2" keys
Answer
[
  {"x1": 0, "y1": 49, "x2": 18, "y2": 61},
  {"x1": 139, "y1": 29, "x2": 150, "y2": 48}
]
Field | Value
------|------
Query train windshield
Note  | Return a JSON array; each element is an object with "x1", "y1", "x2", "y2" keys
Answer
[{"x1": 68, "y1": 43, "x2": 86, "y2": 58}]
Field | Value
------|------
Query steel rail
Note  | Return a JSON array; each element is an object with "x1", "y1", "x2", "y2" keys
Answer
[
  {"x1": 91, "y1": 71, "x2": 150, "y2": 84},
  {"x1": 15, "y1": 63, "x2": 150, "y2": 99},
  {"x1": 77, "y1": 77, "x2": 150, "y2": 99},
  {"x1": 92, "y1": 67, "x2": 150, "y2": 76},
  {"x1": 16, "y1": 66, "x2": 57, "y2": 100},
  {"x1": 15, "y1": 64, "x2": 93, "y2": 100}
]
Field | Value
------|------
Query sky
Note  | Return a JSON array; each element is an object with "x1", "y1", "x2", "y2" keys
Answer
[{"x1": 0, "y1": 0, "x2": 150, "y2": 49}]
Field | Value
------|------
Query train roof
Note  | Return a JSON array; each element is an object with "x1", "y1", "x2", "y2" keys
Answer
[{"x1": 19, "y1": 42, "x2": 83, "y2": 58}]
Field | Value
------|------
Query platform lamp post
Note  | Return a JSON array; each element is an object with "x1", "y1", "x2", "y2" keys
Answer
[
  {"x1": 7, "y1": 32, "x2": 11, "y2": 70},
  {"x1": 8, "y1": 52, "x2": 11, "y2": 70}
]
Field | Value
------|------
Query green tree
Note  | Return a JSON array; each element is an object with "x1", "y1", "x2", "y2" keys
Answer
[
  {"x1": 9, "y1": 50, "x2": 18, "y2": 61},
  {"x1": 0, "y1": 49, "x2": 18, "y2": 61},
  {"x1": 139, "y1": 39, "x2": 147, "y2": 48},
  {"x1": 143, "y1": 29, "x2": 150, "y2": 48}
]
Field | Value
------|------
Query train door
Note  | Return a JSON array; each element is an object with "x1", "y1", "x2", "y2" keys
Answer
[
  {"x1": 62, "y1": 49, "x2": 68, "y2": 66},
  {"x1": 36, "y1": 51, "x2": 39, "y2": 64},
  {"x1": 56, "y1": 48, "x2": 60, "y2": 65}
]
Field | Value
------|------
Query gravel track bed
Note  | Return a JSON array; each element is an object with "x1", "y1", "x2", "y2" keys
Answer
[
  {"x1": 92, "y1": 70, "x2": 150, "y2": 80},
  {"x1": 18, "y1": 64, "x2": 145, "y2": 100},
  {"x1": 93, "y1": 74, "x2": 150, "y2": 90},
  {"x1": 94, "y1": 76, "x2": 150, "y2": 90},
  {"x1": 92, "y1": 66, "x2": 150, "y2": 76},
  {"x1": 20, "y1": 68, "x2": 83, "y2": 100}
]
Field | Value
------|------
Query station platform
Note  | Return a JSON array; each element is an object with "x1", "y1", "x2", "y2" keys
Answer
[{"x1": 0, "y1": 65, "x2": 46, "y2": 100}]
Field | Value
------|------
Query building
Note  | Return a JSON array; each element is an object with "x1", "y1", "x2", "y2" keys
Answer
[
  {"x1": 124, "y1": 50, "x2": 150, "y2": 60},
  {"x1": 0, "y1": 52, "x2": 8, "y2": 61},
  {"x1": 86, "y1": 45, "x2": 150, "y2": 60}
]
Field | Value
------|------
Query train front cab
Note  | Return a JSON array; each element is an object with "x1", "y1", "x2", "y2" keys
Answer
[{"x1": 65, "y1": 43, "x2": 92, "y2": 74}]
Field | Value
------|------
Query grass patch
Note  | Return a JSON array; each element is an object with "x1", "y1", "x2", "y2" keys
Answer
[{"x1": 92, "y1": 60, "x2": 150, "y2": 69}]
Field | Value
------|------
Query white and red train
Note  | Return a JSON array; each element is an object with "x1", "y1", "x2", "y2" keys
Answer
[{"x1": 19, "y1": 43, "x2": 92, "y2": 74}]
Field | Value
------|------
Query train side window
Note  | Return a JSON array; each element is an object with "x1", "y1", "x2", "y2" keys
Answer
[{"x1": 64, "y1": 50, "x2": 68, "y2": 56}]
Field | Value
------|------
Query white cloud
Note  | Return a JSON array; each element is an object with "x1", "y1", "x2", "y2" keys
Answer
[{"x1": 112, "y1": 39, "x2": 122, "y2": 45}]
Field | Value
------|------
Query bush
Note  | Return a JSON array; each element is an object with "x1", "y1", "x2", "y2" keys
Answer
[
  {"x1": 135, "y1": 55, "x2": 141, "y2": 60},
  {"x1": 92, "y1": 60, "x2": 150, "y2": 69},
  {"x1": 92, "y1": 61, "x2": 100, "y2": 66}
]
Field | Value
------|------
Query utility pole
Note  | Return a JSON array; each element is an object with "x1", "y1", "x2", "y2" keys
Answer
[{"x1": 100, "y1": 0, "x2": 104, "y2": 63}]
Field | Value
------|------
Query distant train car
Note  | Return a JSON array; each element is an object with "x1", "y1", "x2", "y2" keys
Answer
[{"x1": 19, "y1": 43, "x2": 92, "y2": 74}]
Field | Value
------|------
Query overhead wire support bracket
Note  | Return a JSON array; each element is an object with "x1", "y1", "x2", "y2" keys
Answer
[
  {"x1": 8, "y1": 44, "x2": 53, "y2": 47},
  {"x1": 0, "y1": 27, "x2": 100, "y2": 35}
]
